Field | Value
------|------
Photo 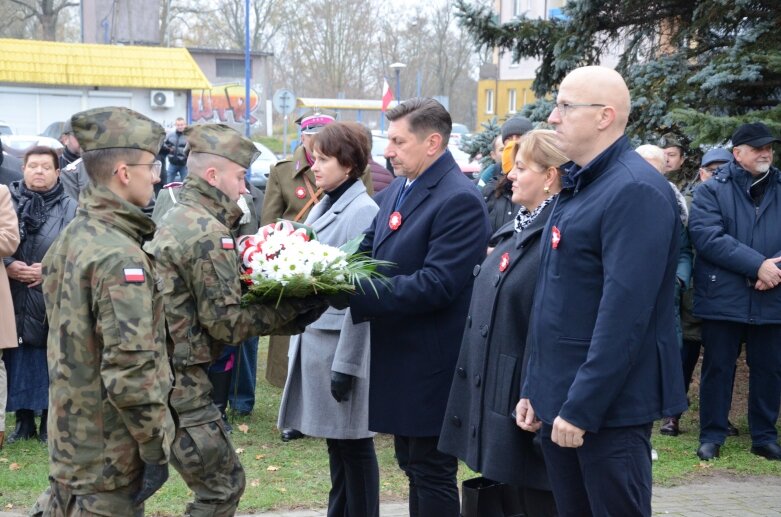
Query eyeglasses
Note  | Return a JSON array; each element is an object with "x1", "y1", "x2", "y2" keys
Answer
[
  {"x1": 119, "y1": 160, "x2": 163, "y2": 181},
  {"x1": 553, "y1": 102, "x2": 607, "y2": 117}
]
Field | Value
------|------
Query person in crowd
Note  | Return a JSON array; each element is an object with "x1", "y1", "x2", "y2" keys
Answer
[
  {"x1": 517, "y1": 66, "x2": 687, "y2": 516},
  {"x1": 660, "y1": 132, "x2": 697, "y2": 196},
  {"x1": 440, "y1": 129, "x2": 566, "y2": 516},
  {"x1": 483, "y1": 117, "x2": 535, "y2": 240},
  {"x1": 33, "y1": 107, "x2": 175, "y2": 515},
  {"x1": 278, "y1": 121, "x2": 380, "y2": 517},
  {"x1": 146, "y1": 123, "x2": 327, "y2": 516},
  {"x1": 4, "y1": 146, "x2": 77, "y2": 444},
  {"x1": 341, "y1": 98, "x2": 490, "y2": 516},
  {"x1": 0, "y1": 184, "x2": 19, "y2": 451},
  {"x1": 0, "y1": 137, "x2": 23, "y2": 187},
  {"x1": 362, "y1": 125, "x2": 394, "y2": 194},
  {"x1": 58, "y1": 119, "x2": 89, "y2": 201},
  {"x1": 475, "y1": 134, "x2": 503, "y2": 188},
  {"x1": 162, "y1": 117, "x2": 189, "y2": 182},
  {"x1": 261, "y1": 112, "x2": 372, "y2": 442},
  {"x1": 688, "y1": 122, "x2": 781, "y2": 462}
]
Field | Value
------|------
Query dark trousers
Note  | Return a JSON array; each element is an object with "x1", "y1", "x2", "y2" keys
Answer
[
  {"x1": 394, "y1": 435, "x2": 459, "y2": 517},
  {"x1": 682, "y1": 338, "x2": 702, "y2": 395},
  {"x1": 229, "y1": 336, "x2": 258, "y2": 414},
  {"x1": 326, "y1": 437, "x2": 379, "y2": 517},
  {"x1": 166, "y1": 163, "x2": 188, "y2": 183},
  {"x1": 700, "y1": 320, "x2": 781, "y2": 446},
  {"x1": 540, "y1": 422, "x2": 652, "y2": 517}
]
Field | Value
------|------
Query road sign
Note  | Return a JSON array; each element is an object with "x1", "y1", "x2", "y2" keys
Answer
[{"x1": 272, "y1": 89, "x2": 296, "y2": 116}]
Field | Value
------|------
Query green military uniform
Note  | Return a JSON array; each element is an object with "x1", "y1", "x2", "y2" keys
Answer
[
  {"x1": 261, "y1": 145, "x2": 373, "y2": 387},
  {"x1": 146, "y1": 124, "x2": 321, "y2": 517},
  {"x1": 36, "y1": 108, "x2": 174, "y2": 516}
]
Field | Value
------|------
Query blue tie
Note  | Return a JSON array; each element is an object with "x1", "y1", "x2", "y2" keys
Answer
[{"x1": 394, "y1": 182, "x2": 412, "y2": 211}]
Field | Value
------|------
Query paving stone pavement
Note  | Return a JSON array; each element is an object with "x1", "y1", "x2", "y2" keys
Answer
[{"x1": 0, "y1": 475, "x2": 777, "y2": 516}]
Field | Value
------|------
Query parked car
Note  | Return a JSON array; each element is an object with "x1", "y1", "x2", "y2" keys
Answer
[
  {"x1": 247, "y1": 141, "x2": 278, "y2": 190},
  {"x1": 448, "y1": 144, "x2": 480, "y2": 178},
  {"x1": 40, "y1": 121, "x2": 66, "y2": 140},
  {"x1": 1, "y1": 134, "x2": 63, "y2": 158},
  {"x1": 0, "y1": 121, "x2": 13, "y2": 136},
  {"x1": 371, "y1": 133, "x2": 389, "y2": 165},
  {"x1": 450, "y1": 123, "x2": 471, "y2": 146}
]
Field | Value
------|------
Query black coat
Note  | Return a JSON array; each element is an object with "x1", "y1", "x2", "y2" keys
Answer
[
  {"x1": 439, "y1": 204, "x2": 553, "y2": 490},
  {"x1": 5, "y1": 180, "x2": 77, "y2": 347},
  {"x1": 482, "y1": 175, "x2": 519, "y2": 238},
  {"x1": 163, "y1": 130, "x2": 188, "y2": 165}
]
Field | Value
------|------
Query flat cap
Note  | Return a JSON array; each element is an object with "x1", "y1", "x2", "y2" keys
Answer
[
  {"x1": 731, "y1": 122, "x2": 781, "y2": 148},
  {"x1": 185, "y1": 123, "x2": 259, "y2": 169},
  {"x1": 501, "y1": 116, "x2": 533, "y2": 142},
  {"x1": 70, "y1": 107, "x2": 165, "y2": 155},
  {"x1": 701, "y1": 148, "x2": 733, "y2": 167},
  {"x1": 659, "y1": 132, "x2": 684, "y2": 150}
]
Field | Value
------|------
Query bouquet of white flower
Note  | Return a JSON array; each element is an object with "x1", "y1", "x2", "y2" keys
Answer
[{"x1": 239, "y1": 220, "x2": 390, "y2": 306}]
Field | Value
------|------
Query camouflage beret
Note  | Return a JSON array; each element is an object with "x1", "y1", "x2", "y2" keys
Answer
[
  {"x1": 658, "y1": 132, "x2": 685, "y2": 150},
  {"x1": 70, "y1": 107, "x2": 165, "y2": 155},
  {"x1": 184, "y1": 124, "x2": 259, "y2": 169}
]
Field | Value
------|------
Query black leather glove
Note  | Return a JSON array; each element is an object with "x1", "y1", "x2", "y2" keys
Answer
[
  {"x1": 325, "y1": 292, "x2": 351, "y2": 310},
  {"x1": 133, "y1": 462, "x2": 169, "y2": 506},
  {"x1": 330, "y1": 371, "x2": 355, "y2": 402}
]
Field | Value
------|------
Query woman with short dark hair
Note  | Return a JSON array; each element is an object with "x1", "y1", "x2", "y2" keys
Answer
[
  {"x1": 277, "y1": 121, "x2": 380, "y2": 517},
  {"x1": 4, "y1": 145, "x2": 77, "y2": 444}
]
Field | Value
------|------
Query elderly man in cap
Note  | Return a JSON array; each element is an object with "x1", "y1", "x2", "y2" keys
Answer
[
  {"x1": 689, "y1": 122, "x2": 781, "y2": 461},
  {"x1": 57, "y1": 119, "x2": 90, "y2": 202},
  {"x1": 146, "y1": 123, "x2": 326, "y2": 516},
  {"x1": 34, "y1": 107, "x2": 175, "y2": 515},
  {"x1": 261, "y1": 113, "x2": 373, "y2": 442}
]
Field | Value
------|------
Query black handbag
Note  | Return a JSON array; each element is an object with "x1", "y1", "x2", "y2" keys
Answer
[{"x1": 461, "y1": 477, "x2": 525, "y2": 517}]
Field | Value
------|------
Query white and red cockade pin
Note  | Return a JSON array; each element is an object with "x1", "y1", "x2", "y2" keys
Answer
[
  {"x1": 499, "y1": 252, "x2": 510, "y2": 272},
  {"x1": 123, "y1": 267, "x2": 145, "y2": 283},
  {"x1": 221, "y1": 237, "x2": 235, "y2": 250},
  {"x1": 551, "y1": 226, "x2": 561, "y2": 249},
  {"x1": 295, "y1": 186, "x2": 306, "y2": 199},
  {"x1": 389, "y1": 211, "x2": 403, "y2": 231}
]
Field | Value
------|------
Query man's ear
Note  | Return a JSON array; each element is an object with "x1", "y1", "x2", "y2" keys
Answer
[
  {"x1": 427, "y1": 133, "x2": 444, "y2": 156},
  {"x1": 596, "y1": 106, "x2": 616, "y2": 131},
  {"x1": 204, "y1": 166, "x2": 219, "y2": 186},
  {"x1": 115, "y1": 163, "x2": 131, "y2": 186}
]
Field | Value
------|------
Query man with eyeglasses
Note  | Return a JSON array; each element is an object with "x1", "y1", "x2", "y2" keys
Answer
[
  {"x1": 146, "y1": 123, "x2": 327, "y2": 516},
  {"x1": 58, "y1": 118, "x2": 90, "y2": 202},
  {"x1": 689, "y1": 123, "x2": 781, "y2": 462},
  {"x1": 33, "y1": 107, "x2": 175, "y2": 515},
  {"x1": 516, "y1": 66, "x2": 686, "y2": 516}
]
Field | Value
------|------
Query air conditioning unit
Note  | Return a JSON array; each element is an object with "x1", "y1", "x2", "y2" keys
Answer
[{"x1": 150, "y1": 90, "x2": 175, "y2": 109}]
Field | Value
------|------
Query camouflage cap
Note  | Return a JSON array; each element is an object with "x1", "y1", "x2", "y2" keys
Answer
[
  {"x1": 70, "y1": 107, "x2": 165, "y2": 155},
  {"x1": 184, "y1": 123, "x2": 260, "y2": 169},
  {"x1": 658, "y1": 132, "x2": 685, "y2": 151}
]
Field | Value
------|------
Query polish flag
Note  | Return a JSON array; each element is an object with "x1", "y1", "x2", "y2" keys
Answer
[
  {"x1": 381, "y1": 79, "x2": 393, "y2": 112},
  {"x1": 123, "y1": 268, "x2": 145, "y2": 283}
]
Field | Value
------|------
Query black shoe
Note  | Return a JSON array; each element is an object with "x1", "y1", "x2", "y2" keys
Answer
[
  {"x1": 280, "y1": 428, "x2": 304, "y2": 442},
  {"x1": 697, "y1": 442, "x2": 720, "y2": 461},
  {"x1": 751, "y1": 442, "x2": 781, "y2": 461},
  {"x1": 727, "y1": 421, "x2": 739, "y2": 437},
  {"x1": 660, "y1": 417, "x2": 680, "y2": 436},
  {"x1": 7, "y1": 409, "x2": 37, "y2": 444}
]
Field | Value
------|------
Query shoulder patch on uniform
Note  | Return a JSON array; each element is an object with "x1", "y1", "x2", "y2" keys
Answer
[
  {"x1": 123, "y1": 267, "x2": 145, "y2": 283},
  {"x1": 221, "y1": 237, "x2": 235, "y2": 250}
]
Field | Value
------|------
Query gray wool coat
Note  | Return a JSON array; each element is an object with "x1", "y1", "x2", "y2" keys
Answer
[{"x1": 277, "y1": 180, "x2": 379, "y2": 439}]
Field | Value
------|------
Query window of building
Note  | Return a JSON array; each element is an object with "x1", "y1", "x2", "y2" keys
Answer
[
  {"x1": 216, "y1": 58, "x2": 251, "y2": 78},
  {"x1": 512, "y1": 0, "x2": 523, "y2": 18},
  {"x1": 508, "y1": 89, "x2": 517, "y2": 113},
  {"x1": 485, "y1": 89, "x2": 495, "y2": 114}
]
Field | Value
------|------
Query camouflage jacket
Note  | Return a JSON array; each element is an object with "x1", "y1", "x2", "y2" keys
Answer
[
  {"x1": 41, "y1": 183, "x2": 174, "y2": 494},
  {"x1": 146, "y1": 176, "x2": 310, "y2": 427}
]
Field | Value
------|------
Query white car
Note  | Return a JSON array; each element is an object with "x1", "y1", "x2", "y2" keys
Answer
[
  {"x1": 0, "y1": 121, "x2": 13, "y2": 136},
  {"x1": 247, "y1": 141, "x2": 278, "y2": 190},
  {"x1": 1, "y1": 134, "x2": 63, "y2": 158}
]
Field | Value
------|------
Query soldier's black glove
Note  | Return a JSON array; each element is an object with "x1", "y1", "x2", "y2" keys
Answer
[
  {"x1": 330, "y1": 371, "x2": 355, "y2": 402},
  {"x1": 133, "y1": 462, "x2": 169, "y2": 506},
  {"x1": 325, "y1": 292, "x2": 351, "y2": 310}
]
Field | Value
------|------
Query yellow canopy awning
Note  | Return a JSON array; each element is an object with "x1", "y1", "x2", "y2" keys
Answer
[{"x1": 0, "y1": 38, "x2": 211, "y2": 90}]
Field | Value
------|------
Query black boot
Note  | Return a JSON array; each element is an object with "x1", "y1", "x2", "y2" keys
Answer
[
  {"x1": 208, "y1": 369, "x2": 233, "y2": 434},
  {"x1": 7, "y1": 409, "x2": 36, "y2": 444},
  {"x1": 39, "y1": 410, "x2": 48, "y2": 444}
]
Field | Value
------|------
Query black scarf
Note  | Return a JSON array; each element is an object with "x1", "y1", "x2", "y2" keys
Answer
[{"x1": 16, "y1": 180, "x2": 64, "y2": 242}]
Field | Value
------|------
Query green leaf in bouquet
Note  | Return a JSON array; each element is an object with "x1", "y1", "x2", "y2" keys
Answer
[{"x1": 339, "y1": 234, "x2": 365, "y2": 255}]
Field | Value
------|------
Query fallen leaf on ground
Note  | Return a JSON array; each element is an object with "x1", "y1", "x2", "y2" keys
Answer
[
  {"x1": 277, "y1": 487, "x2": 287, "y2": 492},
  {"x1": 238, "y1": 424, "x2": 249, "y2": 434},
  {"x1": 250, "y1": 479, "x2": 260, "y2": 487},
  {"x1": 9, "y1": 463, "x2": 21, "y2": 471},
  {"x1": 235, "y1": 448, "x2": 245, "y2": 455},
  {"x1": 266, "y1": 465, "x2": 280, "y2": 472},
  {"x1": 255, "y1": 454, "x2": 266, "y2": 460},
  {"x1": 0, "y1": 457, "x2": 8, "y2": 463},
  {"x1": 5, "y1": 504, "x2": 13, "y2": 510}
]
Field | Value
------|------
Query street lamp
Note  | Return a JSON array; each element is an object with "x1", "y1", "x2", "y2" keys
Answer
[{"x1": 389, "y1": 62, "x2": 407, "y2": 103}]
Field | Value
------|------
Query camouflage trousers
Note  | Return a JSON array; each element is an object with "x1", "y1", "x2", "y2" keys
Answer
[
  {"x1": 171, "y1": 419, "x2": 246, "y2": 517},
  {"x1": 30, "y1": 479, "x2": 143, "y2": 517}
]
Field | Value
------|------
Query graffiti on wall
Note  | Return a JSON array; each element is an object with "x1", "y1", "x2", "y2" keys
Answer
[{"x1": 192, "y1": 83, "x2": 260, "y2": 124}]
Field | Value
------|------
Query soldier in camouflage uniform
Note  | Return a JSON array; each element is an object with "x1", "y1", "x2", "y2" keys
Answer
[
  {"x1": 146, "y1": 123, "x2": 325, "y2": 517},
  {"x1": 35, "y1": 107, "x2": 175, "y2": 516}
]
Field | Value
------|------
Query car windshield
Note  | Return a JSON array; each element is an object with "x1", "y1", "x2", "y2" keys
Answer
[{"x1": 0, "y1": 125, "x2": 12, "y2": 136}]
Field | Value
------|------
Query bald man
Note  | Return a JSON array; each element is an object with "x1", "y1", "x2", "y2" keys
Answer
[{"x1": 516, "y1": 66, "x2": 687, "y2": 516}]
